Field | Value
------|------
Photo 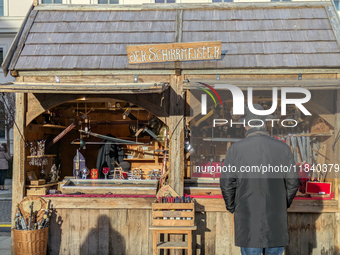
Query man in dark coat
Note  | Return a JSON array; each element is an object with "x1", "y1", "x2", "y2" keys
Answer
[{"x1": 220, "y1": 105, "x2": 300, "y2": 255}]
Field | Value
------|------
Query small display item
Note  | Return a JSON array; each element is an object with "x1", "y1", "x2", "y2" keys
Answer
[
  {"x1": 36, "y1": 139, "x2": 47, "y2": 156},
  {"x1": 91, "y1": 169, "x2": 98, "y2": 179},
  {"x1": 73, "y1": 149, "x2": 86, "y2": 179},
  {"x1": 306, "y1": 181, "x2": 331, "y2": 195},
  {"x1": 49, "y1": 164, "x2": 59, "y2": 183},
  {"x1": 102, "y1": 167, "x2": 109, "y2": 179},
  {"x1": 30, "y1": 179, "x2": 46, "y2": 186},
  {"x1": 82, "y1": 168, "x2": 89, "y2": 179},
  {"x1": 27, "y1": 171, "x2": 37, "y2": 181},
  {"x1": 113, "y1": 167, "x2": 124, "y2": 180}
]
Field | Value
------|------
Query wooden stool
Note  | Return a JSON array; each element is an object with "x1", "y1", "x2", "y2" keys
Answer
[{"x1": 150, "y1": 226, "x2": 197, "y2": 255}]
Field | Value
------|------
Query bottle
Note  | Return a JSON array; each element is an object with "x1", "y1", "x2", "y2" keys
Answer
[
  {"x1": 175, "y1": 197, "x2": 180, "y2": 220},
  {"x1": 185, "y1": 196, "x2": 192, "y2": 220}
]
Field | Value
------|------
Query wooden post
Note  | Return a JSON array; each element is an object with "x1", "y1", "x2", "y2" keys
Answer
[
  {"x1": 334, "y1": 89, "x2": 340, "y2": 251},
  {"x1": 33, "y1": 0, "x2": 38, "y2": 6},
  {"x1": 11, "y1": 92, "x2": 26, "y2": 252},
  {"x1": 169, "y1": 84, "x2": 184, "y2": 255},
  {"x1": 169, "y1": 74, "x2": 184, "y2": 196}
]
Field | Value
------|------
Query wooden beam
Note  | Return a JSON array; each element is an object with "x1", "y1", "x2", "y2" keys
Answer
[
  {"x1": 11, "y1": 92, "x2": 26, "y2": 251},
  {"x1": 33, "y1": 0, "x2": 38, "y2": 6},
  {"x1": 184, "y1": 79, "x2": 340, "y2": 91},
  {"x1": 1, "y1": 5, "x2": 33, "y2": 77},
  {"x1": 26, "y1": 93, "x2": 169, "y2": 126},
  {"x1": 11, "y1": 81, "x2": 165, "y2": 87},
  {"x1": 0, "y1": 82, "x2": 169, "y2": 94},
  {"x1": 187, "y1": 79, "x2": 340, "y2": 86},
  {"x1": 26, "y1": 93, "x2": 77, "y2": 126},
  {"x1": 325, "y1": 5, "x2": 340, "y2": 51},
  {"x1": 169, "y1": 75, "x2": 184, "y2": 196},
  {"x1": 182, "y1": 69, "x2": 340, "y2": 75},
  {"x1": 34, "y1": 2, "x2": 331, "y2": 11},
  {"x1": 175, "y1": 9, "x2": 183, "y2": 43},
  {"x1": 18, "y1": 70, "x2": 176, "y2": 76},
  {"x1": 8, "y1": 10, "x2": 38, "y2": 71},
  {"x1": 304, "y1": 101, "x2": 335, "y2": 128},
  {"x1": 185, "y1": 74, "x2": 338, "y2": 80},
  {"x1": 117, "y1": 94, "x2": 169, "y2": 125},
  {"x1": 22, "y1": 74, "x2": 172, "y2": 84},
  {"x1": 17, "y1": 69, "x2": 340, "y2": 77}
]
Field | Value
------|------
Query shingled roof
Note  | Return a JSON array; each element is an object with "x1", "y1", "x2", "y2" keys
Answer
[{"x1": 3, "y1": 2, "x2": 340, "y2": 75}]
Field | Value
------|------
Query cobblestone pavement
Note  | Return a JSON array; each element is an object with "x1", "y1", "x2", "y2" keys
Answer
[
  {"x1": 0, "y1": 232, "x2": 11, "y2": 255},
  {"x1": 0, "y1": 201, "x2": 11, "y2": 223},
  {"x1": 0, "y1": 179, "x2": 12, "y2": 224}
]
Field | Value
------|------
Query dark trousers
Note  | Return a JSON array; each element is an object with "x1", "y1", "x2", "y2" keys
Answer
[
  {"x1": 0, "y1": 169, "x2": 7, "y2": 186},
  {"x1": 241, "y1": 247, "x2": 284, "y2": 255}
]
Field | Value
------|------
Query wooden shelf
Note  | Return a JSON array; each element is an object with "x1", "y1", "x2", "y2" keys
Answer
[
  {"x1": 124, "y1": 158, "x2": 156, "y2": 161},
  {"x1": 277, "y1": 133, "x2": 333, "y2": 137},
  {"x1": 25, "y1": 183, "x2": 58, "y2": 188},
  {"x1": 192, "y1": 133, "x2": 333, "y2": 140},
  {"x1": 27, "y1": 154, "x2": 56, "y2": 159},
  {"x1": 31, "y1": 124, "x2": 67, "y2": 129},
  {"x1": 157, "y1": 242, "x2": 188, "y2": 249}
]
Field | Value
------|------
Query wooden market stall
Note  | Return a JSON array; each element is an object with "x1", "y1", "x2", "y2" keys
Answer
[{"x1": 2, "y1": 1, "x2": 340, "y2": 254}]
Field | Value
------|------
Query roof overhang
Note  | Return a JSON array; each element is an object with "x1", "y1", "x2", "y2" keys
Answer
[
  {"x1": 0, "y1": 82, "x2": 169, "y2": 94},
  {"x1": 185, "y1": 79, "x2": 340, "y2": 90},
  {"x1": 3, "y1": 1, "x2": 340, "y2": 76}
]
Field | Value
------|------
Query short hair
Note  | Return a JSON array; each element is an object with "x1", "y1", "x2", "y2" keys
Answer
[{"x1": 246, "y1": 126, "x2": 266, "y2": 131}]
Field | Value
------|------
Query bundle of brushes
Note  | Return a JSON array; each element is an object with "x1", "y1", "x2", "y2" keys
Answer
[{"x1": 13, "y1": 200, "x2": 51, "y2": 231}]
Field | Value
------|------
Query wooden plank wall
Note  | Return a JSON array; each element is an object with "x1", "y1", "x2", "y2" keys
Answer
[
  {"x1": 48, "y1": 209, "x2": 153, "y2": 255},
  {"x1": 47, "y1": 209, "x2": 338, "y2": 255}
]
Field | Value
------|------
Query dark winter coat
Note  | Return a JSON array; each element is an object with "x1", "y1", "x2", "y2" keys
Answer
[
  {"x1": 96, "y1": 135, "x2": 124, "y2": 179},
  {"x1": 0, "y1": 146, "x2": 9, "y2": 170},
  {"x1": 220, "y1": 128, "x2": 300, "y2": 248}
]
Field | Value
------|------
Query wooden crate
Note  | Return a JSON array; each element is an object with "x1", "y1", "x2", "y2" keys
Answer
[
  {"x1": 30, "y1": 179, "x2": 46, "y2": 186},
  {"x1": 152, "y1": 203, "x2": 195, "y2": 226},
  {"x1": 27, "y1": 187, "x2": 47, "y2": 196}
]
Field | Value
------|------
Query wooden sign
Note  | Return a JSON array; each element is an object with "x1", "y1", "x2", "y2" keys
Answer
[
  {"x1": 127, "y1": 41, "x2": 221, "y2": 64},
  {"x1": 156, "y1": 185, "x2": 179, "y2": 199}
]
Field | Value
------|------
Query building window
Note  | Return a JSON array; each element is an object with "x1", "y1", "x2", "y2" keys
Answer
[
  {"x1": 98, "y1": 0, "x2": 119, "y2": 3},
  {"x1": 41, "y1": 0, "x2": 63, "y2": 3},
  {"x1": 334, "y1": 0, "x2": 340, "y2": 10},
  {"x1": 212, "y1": 0, "x2": 233, "y2": 2},
  {"x1": 0, "y1": 48, "x2": 3, "y2": 65},
  {"x1": 155, "y1": 0, "x2": 176, "y2": 3},
  {"x1": 0, "y1": 0, "x2": 3, "y2": 16}
]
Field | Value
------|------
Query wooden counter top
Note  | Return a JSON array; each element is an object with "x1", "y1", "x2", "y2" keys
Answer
[
  {"x1": 46, "y1": 196, "x2": 338, "y2": 213},
  {"x1": 194, "y1": 198, "x2": 339, "y2": 213},
  {"x1": 47, "y1": 196, "x2": 155, "y2": 209}
]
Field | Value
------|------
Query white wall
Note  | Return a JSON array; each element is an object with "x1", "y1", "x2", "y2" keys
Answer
[{"x1": 8, "y1": 0, "x2": 32, "y2": 17}]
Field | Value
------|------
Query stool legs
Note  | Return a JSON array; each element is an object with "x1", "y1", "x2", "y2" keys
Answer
[
  {"x1": 187, "y1": 230, "x2": 192, "y2": 255},
  {"x1": 151, "y1": 229, "x2": 194, "y2": 255},
  {"x1": 153, "y1": 230, "x2": 158, "y2": 255},
  {"x1": 165, "y1": 233, "x2": 169, "y2": 255}
]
